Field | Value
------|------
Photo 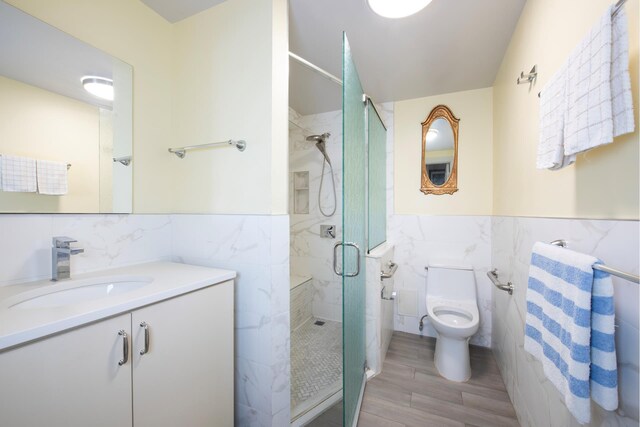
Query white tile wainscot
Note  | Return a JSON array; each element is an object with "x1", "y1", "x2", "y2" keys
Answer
[
  {"x1": 492, "y1": 216, "x2": 639, "y2": 427},
  {"x1": 171, "y1": 214, "x2": 291, "y2": 426},
  {"x1": 365, "y1": 243, "x2": 395, "y2": 376}
]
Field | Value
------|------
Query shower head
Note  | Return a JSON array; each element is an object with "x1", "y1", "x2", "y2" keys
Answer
[
  {"x1": 305, "y1": 132, "x2": 331, "y2": 143},
  {"x1": 307, "y1": 133, "x2": 332, "y2": 165}
]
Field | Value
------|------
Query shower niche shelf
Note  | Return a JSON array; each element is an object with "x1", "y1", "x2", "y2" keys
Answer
[{"x1": 293, "y1": 171, "x2": 309, "y2": 214}]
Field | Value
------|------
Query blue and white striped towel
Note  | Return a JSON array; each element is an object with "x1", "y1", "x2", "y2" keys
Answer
[{"x1": 524, "y1": 242, "x2": 617, "y2": 424}]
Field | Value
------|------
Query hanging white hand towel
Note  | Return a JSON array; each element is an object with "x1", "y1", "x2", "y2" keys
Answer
[
  {"x1": 0, "y1": 155, "x2": 37, "y2": 192},
  {"x1": 537, "y1": 63, "x2": 574, "y2": 169},
  {"x1": 36, "y1": 160, "x2": 68, "y2": 195},
  {"x1": 564, "y1": 5, "x2": 634, "y2": 157},
  {"x1": 610, "y1": 6, "x2": 635, "y2": 137}
]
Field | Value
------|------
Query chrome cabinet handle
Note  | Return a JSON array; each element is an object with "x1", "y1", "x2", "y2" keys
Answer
[
  {"x1": 139, "y1": 322, "x2": 150, "y2": 355},
  {"x1": 333, "y1": 241, "x2": 361, "y2": 277},
  {"x1": 118, "y1": 330, "x2": 129, "y2": 366}
]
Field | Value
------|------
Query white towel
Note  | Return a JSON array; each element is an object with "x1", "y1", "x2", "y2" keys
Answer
[
  {"x1": 524, "y1": 242, "x2": 618, "y2": 424},
  {"x1": 537, "y1": 5, "x2": 635, "y2": 170},
  {"x1": 564, "y1": 5, "x2": 634, "y2": 157},
  {"x1": 36, "y1": 160, "x2": 68, "y2": 195},
  {"x1": 537, "y1": 63, "x2": 575, "y2": 169},
  {"x1": 610, "y1": 6, "x2": 635, "y2": 137},
  {"x1": 0, "y1": 155, "x2": 37, "y2": 192}
]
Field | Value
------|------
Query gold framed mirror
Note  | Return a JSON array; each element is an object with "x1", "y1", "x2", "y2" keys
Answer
[{"x1": 420, "y1": 104, "x2": 459, "y2": 195}]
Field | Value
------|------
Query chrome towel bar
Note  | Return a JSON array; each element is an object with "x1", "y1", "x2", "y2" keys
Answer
[
  {"x1": 168, "y1": 139, "x2": 246, "y2": 158},
  {"x1": 380, "y1": 262, "x2": 398, "y2": 281},
  {"x1": 113, "y1": 156, "x2": 132, "y2": 166},
  {"x1": 549, "y1": 240, "x2": 639, "y2": 284},
  {"x1": 487, "y1": 269, "x2": 514, "y2": 295}
]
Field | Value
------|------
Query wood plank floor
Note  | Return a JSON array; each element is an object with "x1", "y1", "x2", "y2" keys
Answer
[{"x1": 308, "y1": 332, "x2": 519, "y2": 427}]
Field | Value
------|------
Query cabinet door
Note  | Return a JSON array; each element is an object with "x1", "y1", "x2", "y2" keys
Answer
[
  {"x1": 132, "y1": 281, "x2": 234, "y2": 427},
  {"x1": 0, "y1": 314, "x2": 132, "y2": 427}
]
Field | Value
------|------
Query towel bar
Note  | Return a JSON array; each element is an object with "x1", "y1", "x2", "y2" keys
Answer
[
  {"x1": 168, "y1": 139, "x2": 246, "y2": 158},
  {"x1": 549, "y1": 240, "x2": 639, "y2": 283},
  {"x1": 380, "y1": 262, "x2": 398, "y2": 280},
  {"x1": 487, "y1": 269, "x2": 514, "y2": 295}
]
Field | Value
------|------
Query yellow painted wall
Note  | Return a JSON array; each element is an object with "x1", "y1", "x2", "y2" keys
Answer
[
  {"x1": 0, "y1": 76, "x2": 100, "y2": 212},
  {"x1": 493, "y1": 0, "x2": 639, "y2": 219},
  {"x1": 394, "y1": 87, "x2": 494, "y2": 215},
  {"x1": 171, "y1": 0, "x2": 288, "y2": 214}
]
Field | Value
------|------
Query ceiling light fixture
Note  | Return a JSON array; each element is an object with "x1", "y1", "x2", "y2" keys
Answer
[
  {"x1": 367, "y1": 0, "x2": 432, "y2": 18},
  {"x1": 426, "y1": 128, "x2": 439, "y2": 142},
  {"x1": 81, "y1": 76, "x2": 114, "y2": 101}
]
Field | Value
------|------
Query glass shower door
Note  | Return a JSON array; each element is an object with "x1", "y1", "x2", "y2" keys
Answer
[{"x1": 341, "y1": 33, "x2": 366, "y2": 427}]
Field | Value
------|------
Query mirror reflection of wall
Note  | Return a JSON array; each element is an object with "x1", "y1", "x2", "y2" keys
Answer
[{"x1": 0, "y1": 1, "x2": 132, "y2": 213}]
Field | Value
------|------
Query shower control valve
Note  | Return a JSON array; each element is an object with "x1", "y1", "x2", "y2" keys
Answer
[{"x1": 321, "y1": 225, "x2": 336, "y2": 239}]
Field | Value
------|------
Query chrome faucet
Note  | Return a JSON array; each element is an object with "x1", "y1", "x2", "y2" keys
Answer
[{"x1": 52, "y1": 237, "x2": 84, "y2": 281}]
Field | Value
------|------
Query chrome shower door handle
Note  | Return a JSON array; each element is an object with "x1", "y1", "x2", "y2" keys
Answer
[
  {"x1": 118, "y1": 330, "x2": 129, "y2": 366},
  {"x1": 333, "y1": 241, "x2": 361, "y2": 277},
  {"x1": 139, "y1": 322, "x2": 150, "y2": 355}
]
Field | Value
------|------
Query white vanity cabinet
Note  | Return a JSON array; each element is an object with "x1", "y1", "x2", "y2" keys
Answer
[
  {"x1": 0, "y1": 313, "x2": 133, "y2": 427},
  {"x1": 0, "y1": 280, "x2": 234, "y2": 427},
  {"x1": 132, "y1": 280, "x2": 234, "y2": 427}
]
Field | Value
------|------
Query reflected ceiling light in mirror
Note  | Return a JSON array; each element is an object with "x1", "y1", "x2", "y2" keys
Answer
[
  {"x1": 81, "y1": 76, "x2": 114, "y2": 101},
  {"x1": 367, "y1": 0, "x2": 432, "y2": 18},
  {"x1": 426, "y1": 128, "x2": 439, "y2": 142}
]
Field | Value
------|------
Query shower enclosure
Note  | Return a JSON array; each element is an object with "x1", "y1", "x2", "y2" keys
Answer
[
  {"x1": 289, "y1": 33, "x2": 387, "y2": 426},
  {"x1": 340, "y1": 33, "x2": 367, "y2": 427}
]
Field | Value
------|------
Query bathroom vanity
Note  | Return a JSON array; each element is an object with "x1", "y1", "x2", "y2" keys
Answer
[{"x1": 0, "y1": 262, "x2": 235, "y2": 427}]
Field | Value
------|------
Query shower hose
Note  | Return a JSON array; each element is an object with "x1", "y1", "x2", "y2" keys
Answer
[{"x1": 319, "y1": 158, "x2": 337, "y2": 217}]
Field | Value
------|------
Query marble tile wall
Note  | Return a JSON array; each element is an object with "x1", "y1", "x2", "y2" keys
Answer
[
  {"x1": 289, "y1": 108, "x2": 344, "y2": 322},
  {"x1": 290, "y1": 279, "x2": 312, "y2": 331},
  {"x1": 365, "y1": 243, "x2": 395, "y2": 376},
  {"x1": 492, "y1": 216, "x2": 639, "y2": 426},
  {"x1": 0, "y1": 214, "x2": 172, "y2": 286},
  {"x1": 389, "y1": 215, "x2": 493, "y2": 347},
  {"x1": 171, "y1": 214, "x2": 290, "y2": 426}
]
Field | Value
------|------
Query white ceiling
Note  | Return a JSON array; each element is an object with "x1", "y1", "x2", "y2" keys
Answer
[
  {"x1": 141, "y1": 0, "x2": 526, "y2": 115},
  {"x1": 141, "y1": 0, "x2": 227, "y2": 23},
  {"x1": 289, "y1": 0, "x2": 526, "y2": 115}
]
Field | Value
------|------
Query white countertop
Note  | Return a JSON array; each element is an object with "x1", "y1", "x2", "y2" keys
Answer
[{"x1": 0, "y1": 261, "x2": 236, "y2": 351}]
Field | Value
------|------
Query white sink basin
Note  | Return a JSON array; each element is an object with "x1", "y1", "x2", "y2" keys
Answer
[{"x1": 8, "y1": 276, "x2": 153, "y2": 309}]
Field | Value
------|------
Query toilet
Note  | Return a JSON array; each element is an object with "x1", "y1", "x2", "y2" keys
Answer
[{"x1": 426, "y1": 265, "x2": 479, "y2": 382}]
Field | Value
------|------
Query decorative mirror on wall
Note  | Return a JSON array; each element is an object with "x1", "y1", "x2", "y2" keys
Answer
[{"x1": 420, "y1": 104, "x2": 459, "y2": 195}]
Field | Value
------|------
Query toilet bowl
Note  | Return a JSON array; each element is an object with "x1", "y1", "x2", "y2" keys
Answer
[{"x1": 426, "y1": 265, "x2": 479, "y2": 382}]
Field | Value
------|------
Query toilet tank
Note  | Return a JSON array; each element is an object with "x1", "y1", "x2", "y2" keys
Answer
[{"x1": 426, "y1": 266, "x2": 476, "y2": 301}]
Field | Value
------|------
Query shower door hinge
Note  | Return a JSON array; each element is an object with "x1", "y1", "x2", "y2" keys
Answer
[{"x1": 362, "y1": 93, "x2": 368, "y2": 104}]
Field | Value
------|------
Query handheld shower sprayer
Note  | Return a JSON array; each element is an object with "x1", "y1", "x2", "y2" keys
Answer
[
  {"x1": 306, "y1": 133, "x2": 332, "y2": 166},
  {"x1": 305, "y1": 132, "x2": 336, "y2": 217}
]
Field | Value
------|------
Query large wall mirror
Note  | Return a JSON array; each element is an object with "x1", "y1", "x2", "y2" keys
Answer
[
  {"x1": 420, "y1": 104, "x2": 459, "y2": 195},
  {"x1": 0, "y1": 1, "x2": 133, "y2": 213}
]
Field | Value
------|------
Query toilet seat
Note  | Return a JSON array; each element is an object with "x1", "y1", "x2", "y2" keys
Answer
[
  {"x1": 433, "y1": 307, "x2": 473, "y2": 327},
  {"x1": 426, "y1": 299, "x2": 479, "y2": 339}
]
